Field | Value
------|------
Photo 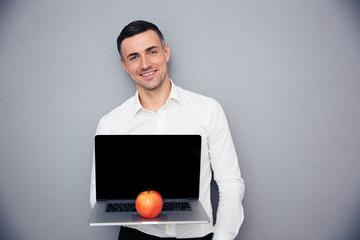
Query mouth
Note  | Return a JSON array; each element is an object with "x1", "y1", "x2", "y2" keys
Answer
[{"x1": 139, "y1": 70, "x2": 157, "y2": 78}]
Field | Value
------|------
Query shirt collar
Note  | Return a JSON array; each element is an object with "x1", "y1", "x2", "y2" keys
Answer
[
  {"x1": 132, "y1": 79, "x2": 181, "y2": 116},
  {"x1": 168, "y1": 80, "x2": 181, "y2": 103}
]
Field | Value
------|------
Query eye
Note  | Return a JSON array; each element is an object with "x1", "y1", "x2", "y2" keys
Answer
[
  {"x1": 149, "y1": 50, "x2": 157, "y2": 55},
  {"x1": 129, "y1": 55, "x2": 138, "y2": 61}
]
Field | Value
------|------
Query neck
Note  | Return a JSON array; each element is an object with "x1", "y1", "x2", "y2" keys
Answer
[{"x1": 138, "y1": 79, "x2": 171, "y2": 113}]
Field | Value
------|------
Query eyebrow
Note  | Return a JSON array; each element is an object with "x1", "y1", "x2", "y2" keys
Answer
[{"x1": 126, "y1": 46, "x2": 159, "y2": 60}]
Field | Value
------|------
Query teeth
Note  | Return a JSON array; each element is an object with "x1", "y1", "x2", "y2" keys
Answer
[{"x1": 141, "y1": 71, "x2": 154, "y2": 76}]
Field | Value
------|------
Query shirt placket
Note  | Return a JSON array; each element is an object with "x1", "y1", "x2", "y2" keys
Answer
[{"x1": 156, "y1": 109, "x2": 166, "y2": 134}]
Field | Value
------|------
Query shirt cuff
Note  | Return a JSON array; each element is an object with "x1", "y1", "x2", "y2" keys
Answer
[{"x1": 212, "y1": 227, "x2": 234, "y2": 240}]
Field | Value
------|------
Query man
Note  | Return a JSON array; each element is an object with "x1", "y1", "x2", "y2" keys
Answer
[{"x1": 90, "y1": 20, "x2": 245, "y2": 240}]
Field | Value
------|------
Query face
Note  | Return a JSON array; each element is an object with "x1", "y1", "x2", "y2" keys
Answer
[{"x1": 120, "y1": 30, "x2": 170, "y2": 93}]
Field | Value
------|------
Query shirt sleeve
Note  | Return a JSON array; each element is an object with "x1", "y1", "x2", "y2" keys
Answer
[
  {"x1": 90, "y1": 119, "x2": 110, "y2": 208},
  {"x1": 206, "y1": 99, "x2": 245, "y2": 239},
  {"x1": 90, "y1": 153, "x2": 96, "y2": 208}
]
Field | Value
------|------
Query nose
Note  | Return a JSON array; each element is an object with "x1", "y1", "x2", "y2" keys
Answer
[{"x1": 140, "y1": 56, "x2": 151, "y2": 70}]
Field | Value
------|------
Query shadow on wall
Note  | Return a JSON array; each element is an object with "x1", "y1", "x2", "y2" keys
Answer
[
  {"x1": 345, "y1": 205, "x2": 360, "y2": 240},
  {"x1": 346, "y1": 0, "x2": 360, "y2": 22},
  {"x1": 0, "y1": 1, "x2": 15, "y2": 35}
]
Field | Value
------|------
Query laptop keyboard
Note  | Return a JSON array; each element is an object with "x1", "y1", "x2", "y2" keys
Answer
[{"x1": 106, "y1": 202, "x2": 192, "y2": 212}]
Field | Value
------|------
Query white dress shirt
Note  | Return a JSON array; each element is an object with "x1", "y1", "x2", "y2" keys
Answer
[{"x1": 90, "y1": 81, "x2": 245, "y2": 240}]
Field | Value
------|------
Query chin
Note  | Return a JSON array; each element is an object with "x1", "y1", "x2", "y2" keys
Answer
[{"x1": 142, "y1": 79, "x2": 163, "y2": 90}]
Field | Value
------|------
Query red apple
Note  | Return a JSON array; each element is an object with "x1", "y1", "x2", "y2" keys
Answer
[{"x1": 135, "y1": 190, "x2": 163, "y2": 218}]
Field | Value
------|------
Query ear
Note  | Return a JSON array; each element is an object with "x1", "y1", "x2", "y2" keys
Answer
[
  {"x1": 164, "y1": 43, "x2": 170, "y2": 63},
  {"x1": 120, "y1": 58, "x2": 129, "y2": 73}
]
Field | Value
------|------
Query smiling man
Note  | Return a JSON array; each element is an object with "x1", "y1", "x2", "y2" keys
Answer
[
  {"x1": 90, "y1": 20, "x2": 245, "y2": 240},
  {"x1": 120, "y1": 29, "x2": 171, "y2": 112}
]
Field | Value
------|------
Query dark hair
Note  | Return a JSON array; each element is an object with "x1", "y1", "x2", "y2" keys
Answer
[{"x1": 117, "y1": 20, "x2": 165, "y2": 59}]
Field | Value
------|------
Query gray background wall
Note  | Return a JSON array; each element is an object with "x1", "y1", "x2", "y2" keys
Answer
[{"x1": 1, "y1": 0, "x2": 359, "y2": 239}]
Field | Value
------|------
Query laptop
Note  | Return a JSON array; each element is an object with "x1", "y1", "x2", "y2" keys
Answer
[{"x1": 88, "y1": 134, "x2": 210, "y2": 226}]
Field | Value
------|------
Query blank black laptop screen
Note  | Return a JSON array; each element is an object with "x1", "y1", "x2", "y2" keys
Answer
[{"x1": 95, "y1": 135, "x2": 201, "y2": 200}]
